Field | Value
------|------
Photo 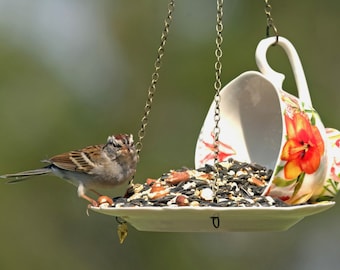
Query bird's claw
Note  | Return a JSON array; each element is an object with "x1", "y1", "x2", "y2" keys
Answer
[{"x1": 85, "y1": 201, "x2": 98, "y2": 216}]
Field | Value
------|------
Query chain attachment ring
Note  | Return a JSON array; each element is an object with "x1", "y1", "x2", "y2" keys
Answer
[{"x1": 264, "y1": 0, "x2": 279, "y2": 44}]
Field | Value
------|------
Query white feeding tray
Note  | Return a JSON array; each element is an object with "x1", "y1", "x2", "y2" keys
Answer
[{"x1": 91, "y1": 202, "x2": 335, "y2": 232}]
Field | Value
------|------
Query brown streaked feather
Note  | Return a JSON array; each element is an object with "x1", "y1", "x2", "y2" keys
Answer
[{"x1": 49, "y1": 144, "x2": 104, "y2": 173}]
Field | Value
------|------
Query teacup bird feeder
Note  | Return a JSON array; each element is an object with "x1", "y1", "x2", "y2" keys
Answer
[{"x1": 91, "y1": 0, "x2": 339, "y2": 238}]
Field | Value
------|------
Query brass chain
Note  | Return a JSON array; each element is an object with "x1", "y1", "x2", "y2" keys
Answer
[
  {"x1": 131, "y1": 0, "x2": 175, "y2": 184},
  {"x1": 117, "y1": 2, "x2": 175, "y2": 238},
  {"x1": 264, "y1": 0, "x2": 279, "y2": 42},
  {"x1": 212, "y1": 0, "x2": 224, "y2": 197},
  {"x1": 213, "y1": 0, "x2": 224, "y2": 165}
]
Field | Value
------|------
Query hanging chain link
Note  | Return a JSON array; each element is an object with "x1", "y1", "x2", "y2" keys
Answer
[
  {"x1": 213, "y1": 0, "x2": 224, "y2": 165},
  {"x1": 130, "y1": 0, "x2": 175, "y2": 185},
  {"x1": 211, "y1": 0, "x2": 224, "y2": 198},
  {"x1": 264, "y1": 0, "x2": 279, "y2": 42}
]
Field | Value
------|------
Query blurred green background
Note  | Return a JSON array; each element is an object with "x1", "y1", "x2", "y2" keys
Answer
[{"x1": 0, "y1": 1, "x2": 339, "y2": 269}]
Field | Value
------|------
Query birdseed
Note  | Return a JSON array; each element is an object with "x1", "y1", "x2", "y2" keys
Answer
[{"x1": 109, "y1": 158, "x2": 289, "y2": 208}]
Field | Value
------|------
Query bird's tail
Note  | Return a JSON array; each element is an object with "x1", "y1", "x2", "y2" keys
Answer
[{"x1": 0, "y1": 168, "x2": 51, "y2": 183}]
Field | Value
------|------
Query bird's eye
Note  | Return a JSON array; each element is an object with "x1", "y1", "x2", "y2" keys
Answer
[
  {"x1": 108, "y1": 139, "x2": 121, "y2": 148},
  {"x1": 113, "y1": 142, "x2": 122, "y2": 148},
  {"x1": 107, "y1": 135, "x2": 130, "y2": 149}
]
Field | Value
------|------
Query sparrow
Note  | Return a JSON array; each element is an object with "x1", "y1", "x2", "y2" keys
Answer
[{"x1": 0, "y1": 134, "x2": 138, "y2": 206}]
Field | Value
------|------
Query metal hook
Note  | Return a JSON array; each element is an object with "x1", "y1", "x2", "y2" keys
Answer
[
  {"x1": 210, "y1": 216, "x2": 220, "y2": 229},
  {"x1": 115, "y1": 216, "x2": 126, "y2": 225},
  {"x1": 116, "y1": 217, "x2": 128, "y2": 244},
  {"x1": 264, "y1": 0, "x2": 279, "y2": 46},
  {"x1": 266, "y1": 24, "x2": 279, "y2": 46}
]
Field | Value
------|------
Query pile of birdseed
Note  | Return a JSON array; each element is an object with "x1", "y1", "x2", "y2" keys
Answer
[{"x1": 111, "y1": 158, "x2": 288, "y2": 208}]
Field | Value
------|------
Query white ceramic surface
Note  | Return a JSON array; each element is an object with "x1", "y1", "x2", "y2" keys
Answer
[{"x1": 91, "y1": 202, "x2": 335, "y2": 232}]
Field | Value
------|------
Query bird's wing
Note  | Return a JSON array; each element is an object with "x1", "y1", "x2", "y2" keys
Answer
[{"x1": 49, "y1": 144, "x2": 104, "y2": 173}]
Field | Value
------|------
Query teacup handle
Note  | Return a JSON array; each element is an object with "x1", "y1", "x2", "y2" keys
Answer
[{"x1": 255, "y1": 36, "x2": 312, "y2": 107}]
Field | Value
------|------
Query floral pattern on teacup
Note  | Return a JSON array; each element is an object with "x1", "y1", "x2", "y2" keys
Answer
[
  {"x1": 313, "y1": 128, "x2": 340, "y2": 201},
  {"x1": 280, "y1": 112, "x2": 324, "y2": 179},
  {"x1": 269, "y1": 93, "x2": 326, "y2": 204},
  {"x1": 198, "y1": 132, "x2": 236, "y2": 166}
]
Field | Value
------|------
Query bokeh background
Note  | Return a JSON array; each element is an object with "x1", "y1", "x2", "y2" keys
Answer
[{"x1": 0, "y1": 1, "x2": 339, "y2": 269}]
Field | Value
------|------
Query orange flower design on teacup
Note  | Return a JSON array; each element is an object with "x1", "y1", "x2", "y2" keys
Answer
[
  {"x1": 266, "y1": 93, "x2": 328, "y2": 205},
  {"x1": 280, "y1": 112, "x2": 325, "y2": 180},
  {"x1": 199, "y1": 132, "x2": 236, "y2": 166}
]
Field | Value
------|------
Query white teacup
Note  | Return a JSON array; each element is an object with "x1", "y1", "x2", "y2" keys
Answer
[{"x1": 195, "y1": 36, "x2": 332, "y2": 205}]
